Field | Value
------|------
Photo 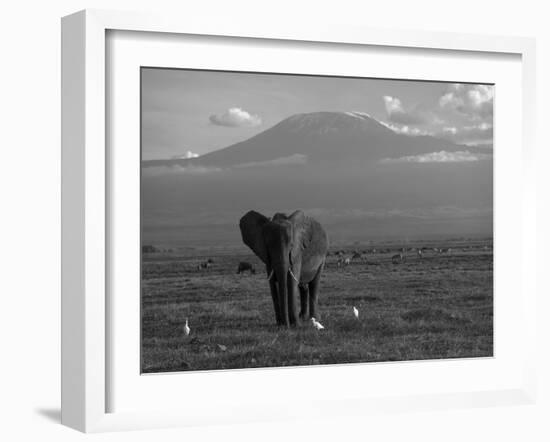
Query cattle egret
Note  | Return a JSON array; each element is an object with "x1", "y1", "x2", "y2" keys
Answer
[
  {"x1": 311, "y1": 317, "x2": 325, "y2": 330},
  {"x1": 353, "y1": 306, "x2": 359, "y2": 319},
  {"x1": 184, "y1": 318, "x2": 190, "y2": 336}
]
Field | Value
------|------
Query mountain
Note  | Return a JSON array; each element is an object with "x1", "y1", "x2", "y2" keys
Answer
[
  {"x1": 141, "y1": 111, "x2": 493, "y2": 246},
  {"x1": 142, "y1": 111, "x2": 474, "y2": 169}
]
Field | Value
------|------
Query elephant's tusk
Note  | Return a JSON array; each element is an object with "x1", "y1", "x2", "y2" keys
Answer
[
  {"x1": 267, "y1": 270, "x2": 274, "y2": 280},
  {"x1": 288, "y1": 268, "x2": 299, "y2": 283}
]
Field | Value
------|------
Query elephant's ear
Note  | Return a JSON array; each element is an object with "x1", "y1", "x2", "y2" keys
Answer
[{"x1": 239, "y1": 211, "x2": 269, "y2": 264}]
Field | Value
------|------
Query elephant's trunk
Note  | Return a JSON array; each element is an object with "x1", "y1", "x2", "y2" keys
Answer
[{"x1": 275, "y1": 264, "x2": 289, "y2": 327}]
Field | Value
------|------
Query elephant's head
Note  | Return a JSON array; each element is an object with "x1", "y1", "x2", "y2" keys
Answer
[{"x1": 239, "y1": 210, "x2": 307, "y2": 326}]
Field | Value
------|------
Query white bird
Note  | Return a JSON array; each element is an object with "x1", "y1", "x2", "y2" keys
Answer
[
  {"x1": 310, "y1": 317, "x2": 325, "y2": 330},
  {"x1": 184, "y1": 318, "x2": 190, "y2": 336},
  {"x1": 353, "y1": 306, "x2": 359, "y2": 319}
]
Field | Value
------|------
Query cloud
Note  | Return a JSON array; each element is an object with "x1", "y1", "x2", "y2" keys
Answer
[
  {"x1": 440, "y1": 123, "x2": 493, "y2": 145},
  {"x1": 171, "y1": 150, "x2": 200, "y2": 159},
  {"x1": 383, "y1": 96, "x2": 426, "y2": 125},
  {"x1": 380, "y1": 114, "x2": 493, "y2": 146},
  {"x1": 379, "y1": 120, "x2": 432, "y2": 136},
  {"x1": 439, "y1": 84, "x2": 493, "y2": 120},
  {"x1": 142, "y1": 164, "x2": 221, "y2": 177},
  {"x1": 234, "y1": 154, "x2": 307, "y2": 168},
  {"x1": 209, "y1": 107, "x2": 262, "y2": 127},
  {"x1": 380, "y1": 85, "x2": 493, "y2": 145},
  {"x1": 143, "y1": 154, "x2": 307, "y2": 176},
  {"x1": 380, "y1": 150, "x2": 492, "y2": 164}
]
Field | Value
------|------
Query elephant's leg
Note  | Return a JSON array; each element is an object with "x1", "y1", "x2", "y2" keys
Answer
[
  {"x1": 268, "y1": 277, "x2": 282, "y2": 325},
  {"x1": 308, "y1": 266, "x2": 323, "y2": 320},
  {"x1": 299, "y1": 284, "x2": 309, "y2": 320},
  {"x1": 276, "y1": 270, "x2": 290, "y2": 327},
  {"x1": 287, "y1": 275, "x2": 299, "y2": 326}
]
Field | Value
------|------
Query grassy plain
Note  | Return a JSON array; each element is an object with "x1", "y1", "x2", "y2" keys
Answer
[{"x1": 141, "y1": 239, "x2": 493, "y2": 373}]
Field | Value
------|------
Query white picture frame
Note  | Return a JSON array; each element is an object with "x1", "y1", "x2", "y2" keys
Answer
[{"x1": 61, "y1": 9, "x2": 537, "y2": 433}]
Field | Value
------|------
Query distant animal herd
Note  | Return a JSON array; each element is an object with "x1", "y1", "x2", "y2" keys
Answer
[
  {"x1": 143, "y1": 244, "x2": 491, "y2": 276},
  {"x1": 324, "y1": 245, "x2": 479, "y2": 268},
  {"x1": 143, "y1": 243, "x2": 491, "y2": 275}
]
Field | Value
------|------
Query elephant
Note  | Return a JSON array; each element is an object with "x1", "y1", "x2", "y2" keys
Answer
[{"x1": 239, "y1": 210, "x2": 329, "y2": 327}]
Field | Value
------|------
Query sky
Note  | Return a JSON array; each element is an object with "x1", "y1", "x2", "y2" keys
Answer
[{"x1": 141, "y1": 68, "x2": 494, "y2": 161}]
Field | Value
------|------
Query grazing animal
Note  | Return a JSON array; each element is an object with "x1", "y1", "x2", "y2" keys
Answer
[
  {"x1": 184, "y1": 318, "x2": 190, "y2": 336},
  {"x1": 311, "y1": 317, "x2": 325, "y2": 330},
  {"x1": 239, "y1": 210, "x2": 329, "y2": 327},
  {"x1": 353, "y1": 306, "x2": 359, "y2": 319},
  {"x1": 392, "y1": 253, "x2": 404, "y2": 264},
  {"x1": 337, "y1": 257, "x2": 350, "y2": 267},
  {"x1": 237, "y1": 261, "x2": 256, "y2": 274},
  {"x1": 142, "y1": 244, "x2": 160, "y2": 254},
  {"x1": 197, "y1": 261, "x2": 211, "y2": 270},
  {"x1": 351, "y1": 251, "x2": 362, "y2": 260}
]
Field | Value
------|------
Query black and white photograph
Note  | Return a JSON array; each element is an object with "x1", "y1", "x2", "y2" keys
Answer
[{"x1": 141, "y1": 68, "x2": 493, "y2": 373}]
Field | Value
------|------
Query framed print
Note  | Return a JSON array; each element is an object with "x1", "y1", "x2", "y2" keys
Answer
[
  {"x1": 140, "y1": 68, "x2": 495, "y2": 374},
  {"x1": 61, "y1": 9, "x2": 537, "y2": 433}
]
